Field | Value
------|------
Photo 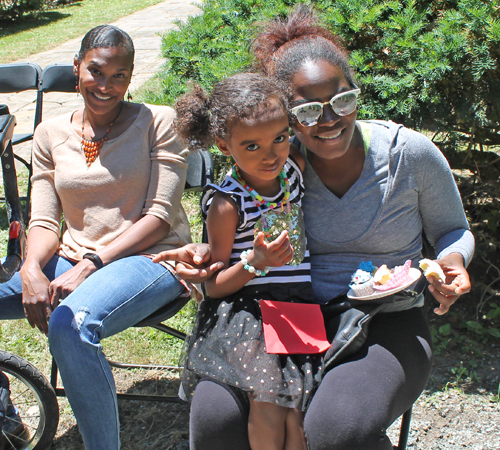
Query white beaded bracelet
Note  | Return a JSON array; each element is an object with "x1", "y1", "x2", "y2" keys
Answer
[{"x1": 240, "y1": 250, "x2": 270, "y2": 277}]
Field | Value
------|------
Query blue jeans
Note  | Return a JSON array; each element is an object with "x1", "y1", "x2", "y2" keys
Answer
[{"x1": 0, "y1": 254, "x2": 184, "y2": 449}]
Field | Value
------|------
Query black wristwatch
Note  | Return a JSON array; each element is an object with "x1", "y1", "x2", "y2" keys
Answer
[{"x1": 82, "y1": 253, "x2": 104, "y2": 270}]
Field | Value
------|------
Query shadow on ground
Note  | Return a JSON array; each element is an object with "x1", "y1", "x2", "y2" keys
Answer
[{"x1": 0, "y1": 10, "x2": 73, "y2": 34}]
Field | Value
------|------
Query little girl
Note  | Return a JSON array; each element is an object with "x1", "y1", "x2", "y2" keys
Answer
[{"x1": 174, "y1": 73, "x2": 323, "y2": 450}]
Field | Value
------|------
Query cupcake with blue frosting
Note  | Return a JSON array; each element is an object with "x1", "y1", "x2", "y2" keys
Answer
[{"x1": 349, "y1": 261, "x2": 377, "y2": 296}]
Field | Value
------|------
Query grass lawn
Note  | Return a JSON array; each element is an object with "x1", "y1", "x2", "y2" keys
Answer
[{"x1": 0, "y1": 0, "x2": 164, "y2": 63}]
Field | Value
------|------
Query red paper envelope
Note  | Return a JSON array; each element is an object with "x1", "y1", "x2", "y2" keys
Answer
[{"x1": 260, "y1": 300, "x2": 330, "y2": 354}]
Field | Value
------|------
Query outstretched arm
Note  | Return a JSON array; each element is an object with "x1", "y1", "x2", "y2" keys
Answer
[
  {"x1": 47, "y1": 215, "x2": 171, "y2": 311},
  {"x1": 413, "y1": 131, "x2": 475, "y2": 314},
  {"x1": 204, "y1": 193, "x2": 293, "y2": 299},
  {"x1": 153, "y1": 243, "x2": 224, "y2": 283}
]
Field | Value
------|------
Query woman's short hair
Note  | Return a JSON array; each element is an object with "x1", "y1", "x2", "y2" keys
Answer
[{"x1": 77, "y1": 25, "x2": 135, "y2": 64}]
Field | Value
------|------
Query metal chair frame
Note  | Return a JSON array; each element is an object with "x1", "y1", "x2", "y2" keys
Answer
[{"x1": 0, "y1": 62, "x2": 43, "y2": 223}]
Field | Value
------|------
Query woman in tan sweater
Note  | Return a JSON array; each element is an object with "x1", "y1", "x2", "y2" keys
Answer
[{"x1": 0, "y1": 25, "x2": 215, "y2": 449}]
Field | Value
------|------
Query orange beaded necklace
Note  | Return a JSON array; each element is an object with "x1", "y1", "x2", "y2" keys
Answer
[{"x1": 81, "y1": 102, "x2": 123, "y2": 167}]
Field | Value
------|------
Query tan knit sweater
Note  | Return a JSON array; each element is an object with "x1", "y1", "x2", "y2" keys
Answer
[{"x1": 29, "y1": 103, "x2": 191, "y2": 261}]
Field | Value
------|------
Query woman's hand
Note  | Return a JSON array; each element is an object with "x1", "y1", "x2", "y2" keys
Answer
[
  {"x1": 47, "y1": 259, "x2": 97, "y2": 310},
  {"x1": 20, "y1": 261, "x2": 53, "y2": 335},
  {"x1": 152, "y1": 243, "x2": 223, "y2": 283},
  {"x1": 19, "y1": 226, "x2": 61, "y2": 335},
  {"x1": 250, "y1": 231, "x2": 293, "y2": 269},
  {"x1": 426, "y1": 253, "x2": 471, "y2": 315}
]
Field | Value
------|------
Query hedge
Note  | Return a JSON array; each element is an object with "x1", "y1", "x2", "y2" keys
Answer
[
  {"x1": 155, "y1": 0, "x2": 499, "y2": 147},
  {"x1": 0, "y1": 0, "x2": 48, "y2": 20}
]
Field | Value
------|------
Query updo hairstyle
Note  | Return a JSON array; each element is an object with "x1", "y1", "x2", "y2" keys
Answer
[
  {"x1": 252, "y1": 4, "x2": 356, "y2": 92},
  {"x1": 174, "y1": 72, "x2": 290, "y2": 150},
  {"x1": 77, "y1": 25, "x2": 135, "y2": 64}
]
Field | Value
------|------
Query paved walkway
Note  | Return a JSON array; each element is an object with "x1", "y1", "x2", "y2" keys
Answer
[{"x1": 0, "y1": 0, "x2": 201, "y2": 163}]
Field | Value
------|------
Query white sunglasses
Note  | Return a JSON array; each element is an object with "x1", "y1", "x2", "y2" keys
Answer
[{"x1": 290, "y1": 86, "x2": 361, "y2": 127}]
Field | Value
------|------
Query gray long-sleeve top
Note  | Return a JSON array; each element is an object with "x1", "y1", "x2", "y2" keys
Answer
[{"x1": 298, "y1": 120, "x2": 474, "y2": 304}]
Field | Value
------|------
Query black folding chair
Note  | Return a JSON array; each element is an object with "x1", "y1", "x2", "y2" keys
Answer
[
  {"x1": 38, "y1": 63, "x2": 77, "y2": 119},
  {"x1": 0, "y1": 62, "x2": 42, "y2": 146},
  {"x1": 0, "y1": 63, "x2": 42, "y2": 281},
  {"x1": 0, "y1": 63, "x2": 42, "y2": 229},
  {"x1": 0, "y1": 105, "x2": 26, "y2": 282}
]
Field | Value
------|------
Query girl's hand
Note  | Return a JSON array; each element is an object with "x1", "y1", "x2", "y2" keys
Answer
[
  {"x1": 250, "y1": 231, "x2": 293, "y2": 269},
  {"x1": 47, "y1": 259, "x2": 97, "y2": 310},
  {"x1": 20, "y1": 262, "x2": 53, "y2": 335},
  {"x1": 426, "y1": 253, "x2": 471, "y2": 315}
]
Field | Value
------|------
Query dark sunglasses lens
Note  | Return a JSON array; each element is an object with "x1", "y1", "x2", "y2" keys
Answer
[
  {"x1": 295, "y1": 104, "x2": 323, "y2": 126},
  {"x1": 332, "y1": 92, "x2": 358, "y2": 116}
]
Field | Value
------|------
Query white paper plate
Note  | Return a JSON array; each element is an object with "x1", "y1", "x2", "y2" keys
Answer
[{"x1": 347, "y1": 268, "x2": 422, "y2": 300}]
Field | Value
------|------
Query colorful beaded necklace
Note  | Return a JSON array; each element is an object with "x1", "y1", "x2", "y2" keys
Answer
[
  {"x1": 231, "y1": 164, "x2": 290, "y2": 209},
  {"x1": 81, "y1": 102, "x2": 122, "y2": 167}
]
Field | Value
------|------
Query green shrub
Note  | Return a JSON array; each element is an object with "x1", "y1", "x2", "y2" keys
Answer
[
  {"x1": 320, "y1": 0, "x2": 500, "y2": 146},
  {"x1": 156, "y1": 0, "x2": 326, "y2": 106},
  {"x1": 0, "y1": 0, "x2": 46, "y2": 20},
  {"x1": 155, "y1": 0, "x2": 499, "y2": 147}
]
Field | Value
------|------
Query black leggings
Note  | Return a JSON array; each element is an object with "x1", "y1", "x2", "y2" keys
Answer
[{"x1": 189, "y1": 307, "x2": 432, "y2": 450}]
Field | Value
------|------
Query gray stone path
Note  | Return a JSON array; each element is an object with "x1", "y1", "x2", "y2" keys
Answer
[{"x1": 0, "y1": 0, "x2": 201, "y2": 164}]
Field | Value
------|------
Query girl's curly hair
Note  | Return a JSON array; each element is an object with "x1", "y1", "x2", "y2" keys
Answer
[{"x1": 174, "y1": 73, "x2": 290, "y2": 150}]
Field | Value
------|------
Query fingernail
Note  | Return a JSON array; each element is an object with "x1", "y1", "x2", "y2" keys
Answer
[{"x1": 194, "y1": 256, "x2": 202, "y2": 264}]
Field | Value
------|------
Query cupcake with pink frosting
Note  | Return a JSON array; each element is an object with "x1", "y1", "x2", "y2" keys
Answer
[{"x1": 373, "y1": 260, "x2": 413, "y2": 291}]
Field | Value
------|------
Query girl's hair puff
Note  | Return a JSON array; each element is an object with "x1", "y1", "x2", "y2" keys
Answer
[
  {"x1": 252, "y1": 4, "x2": 355, "y2": 89},
  {"x1": 77, "y1": 25, "x2": 135, "y2": 64},
  {"x1": 175, "y1": 73, "x2": 290, "y2": 150}
]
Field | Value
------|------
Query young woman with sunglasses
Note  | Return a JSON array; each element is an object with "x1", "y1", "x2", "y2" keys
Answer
[{"x1": 185, "y1": 5, "x2": 474, "y2": 450}]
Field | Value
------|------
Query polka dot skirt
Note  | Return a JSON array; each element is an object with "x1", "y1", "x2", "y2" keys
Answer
[{"x1": 180, "y1": 283, "x2": 324, "y2": 411}]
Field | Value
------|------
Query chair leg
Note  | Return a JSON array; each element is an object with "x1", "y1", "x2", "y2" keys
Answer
[{"x1": 397, "y1": 405, "x2": 413, "y2": 450}]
